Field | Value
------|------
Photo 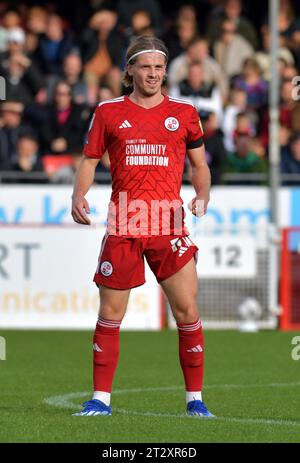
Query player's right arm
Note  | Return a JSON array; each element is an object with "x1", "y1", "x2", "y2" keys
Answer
[
  {"x1": 71, "y1": 105, "x2": 108, "y2": 225},
  {"x1": 71, "y1": 155, "x2": 100, "y2": 225}
]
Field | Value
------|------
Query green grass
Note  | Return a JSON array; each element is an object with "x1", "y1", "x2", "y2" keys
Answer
[{"x1": 0, "y1": 329, "x2": 300, "y2": 443}]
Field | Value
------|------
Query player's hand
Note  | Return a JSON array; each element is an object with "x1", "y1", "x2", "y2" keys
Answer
[
  {"x1": 188, "y1": 194, "x2": 210, "y2": 218},
  {"x1": 71, "y1": 195, "x2": 91, "y2": 225}
]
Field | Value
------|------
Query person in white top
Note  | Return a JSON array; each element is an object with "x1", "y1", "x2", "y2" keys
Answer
[{"x1": 213, "y1": 19, "x2": 254, "y2": 79}]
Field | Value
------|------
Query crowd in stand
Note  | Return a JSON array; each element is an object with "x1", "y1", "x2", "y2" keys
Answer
[{"x1": 0, "y1": 0, "x2": 300, "y2": 185}]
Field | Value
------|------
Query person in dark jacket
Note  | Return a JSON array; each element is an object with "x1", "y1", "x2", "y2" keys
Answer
[
  {"x1": 40, "y1": 81, "x2": 90, "y2": 154},
  {"x1": 0, "y1": 100, "x2": 37, "y2": 169},
  {"x1": 80, "y1": 9, "x2": 123, "y2": 87},
  {"x1": 281, "y1": 132, "x2": 300, "y2": 186},
  {"x1": 206, "y1": 0, "x2": 258, "y2": 48},
  {"x1": 6, "y1": 134, "x2": 47, "y2": 184},
  {"x1": 185, "y1": 111, "x2": 227, "y2": 186},
  {"x1": 116, "y1": 0, "x2": 162, "y2": 37},
  {"x1": 0, "y1": 52, "x2": 43, "y2": 105},
  {"x1": 35, "y1": 14, "x2": 75, "y2": 76},
  {"x1": 201, "y1": 111, "x2": 227, "y2": 185},
  {"x1": 0, "y1": 27, "x2": 44, "y2": 105}
]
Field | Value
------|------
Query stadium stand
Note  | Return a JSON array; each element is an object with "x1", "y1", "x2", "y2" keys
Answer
[{"x1": 0, "y1": 0, "x2": 300, "y2": 185}]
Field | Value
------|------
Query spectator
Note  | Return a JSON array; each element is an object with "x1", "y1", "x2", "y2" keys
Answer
[
  {"x1": 25, "y1": 7, "x2": 49, "y2": 59},
  {"x1": 232, "y1": 58, "x2": 268, "y2": 112},
  {"x1": 291, "y1": 103, "x2": 300, "y2": 134},
  {"x1": 200, "y1": 110, "x2": 227, "y2": 185},
  {"x1": 169, "y1": 61, "x2": 223, "y2": 123},
  {"x1": 8, "y1": 134, "x2": 46, "y2": 184},
  {"x1": 81, "y1": 9, "x2": 122, "y2": 88},
  {"x1": 278, "y1": 0, "x2": 300, "y2": 62},
  {"x1": 163, "y1": 6, "x2": 198, "y2": 62},
  {"x1": 40, "y1": 81, "x2": 90, "y2": 154},
  {"x1": 234, "y1": 111, "x2": 256, "y2": 137},
  {"x1": 1, "y1": 27, "x2": 26, "y2": 60},
  {"x1": 256, "y1": 26, "x2": 295, "y2": 81},
  {"x1": 44, "y1": 53, "x2": 92, "y2": 106},
  {"x1": 2, "y1": 10, "x2": 22, "y2": 30},
  {"x1": 116, "y1": 0, "x2": 162, "y2": 37},
  {"x1": 222, "y1": 88, "x2": 248, "y2": 151},
  {"x1": 35, "y1": 14, "x2": 75, "y2": 76},
  {"x1": 0, "y1": 51, "x2": 43, "y2": 105},
  {"x1": 122, "y1": 9, "x2": 155, "y2": 67},
  {"x1": 128, "y1": 9, "x2": 155, "y2": 39},
  {"x1": 206, "y1": 0, "x2": 258, "y2": 49},
  {"x1": 281, "y1": 132, "x2": 300, "y2": 185},
  {"x1": 260, "y1": 78, "x2": 297, "y2": 148},
  {"x1": 224, "y1": 130, "x2": 268, "y2": 184},
  {"x1": 98, "y1": 85, "x2": 115, "y2": 103},
  {"x1": 213, "y1": 18, "x2": 254, "y2": 80},
  {"x1": 0, "y1": 100, "x2": 36, "y2": 169},
  {"x1": 176, "y1": 3, "x2": 198, "y2": 23},
  {"x1": 0, "y1": 26, "x2": 44, "y2": 99},
  {"x1": 168, "y1": 36, "x2": 229, "y2": 101},
  {"x1": 24, "y1": 30, "x2": 40, "y2": 57},
  {"x1": 26, "y1": 6, "x2": 48, "y2": 35},
  {"x1": 280, "y1": 63, "x2": 298, "y2": 82}
]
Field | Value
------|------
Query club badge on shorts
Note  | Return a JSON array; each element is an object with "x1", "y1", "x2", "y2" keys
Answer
[
  {"x1": 164, "y1": 117, "x2": 179, "y2": 131},
  {"x1": 100, "y1": 261, "x2": 113, "y2": 276}
]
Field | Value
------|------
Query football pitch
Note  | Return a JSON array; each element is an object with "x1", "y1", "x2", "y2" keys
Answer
[{"x1": 0, "y1": 329, "x2": 299, "y2": 443}]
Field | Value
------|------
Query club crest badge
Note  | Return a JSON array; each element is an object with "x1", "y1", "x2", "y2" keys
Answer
[
  {"x1": 100, "y1": 261, "x2": 113, "y2": 276},
  {"x1": 164, "y1": 117, "x2": 179, "y2": 131}
]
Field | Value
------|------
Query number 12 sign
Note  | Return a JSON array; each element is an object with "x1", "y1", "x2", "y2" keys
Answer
[{"x1": 194, "y1": 237, "x2": 257, "y2": 278}]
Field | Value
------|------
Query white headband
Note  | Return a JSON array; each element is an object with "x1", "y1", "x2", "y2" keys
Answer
[{"x1": 127, "y1": 49, "x2": 167, "y2": 64}]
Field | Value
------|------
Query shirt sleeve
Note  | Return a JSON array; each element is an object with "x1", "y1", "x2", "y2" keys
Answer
[
  {"x1": 83, "y1": 106, "x2": 108, "y2": 158},
  {"x1": 186, "y1": 106, "x2": 204, "y2": 149}
]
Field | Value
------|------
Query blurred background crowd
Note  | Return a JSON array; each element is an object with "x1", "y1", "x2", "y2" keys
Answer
[{"x1": 0, "y1": 0, "x2": 300, "y2": 185}]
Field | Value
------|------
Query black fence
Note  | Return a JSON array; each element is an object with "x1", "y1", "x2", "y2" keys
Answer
[{"x1": 0, "y1": 171, "x2": 300, "y2": 186}]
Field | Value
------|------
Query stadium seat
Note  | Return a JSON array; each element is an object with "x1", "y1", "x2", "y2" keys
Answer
[{"x1": 42, "y1": 155, "x2": 73, "y2": 174}]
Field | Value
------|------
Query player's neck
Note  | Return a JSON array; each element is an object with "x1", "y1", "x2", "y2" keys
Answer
[{"x1": 128, "y1": 91, "x2": 165, "y2": 109}]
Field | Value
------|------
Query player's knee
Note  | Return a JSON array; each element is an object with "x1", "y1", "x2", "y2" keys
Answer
[
  {"x1": 99, "y1": 304, "x2": 124, "y2": 321},
  {"x1": 173, "y1": 303, "x2": 199, "y2": 324}
]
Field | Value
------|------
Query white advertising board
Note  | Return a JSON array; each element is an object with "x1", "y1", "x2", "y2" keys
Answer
[
  {"x1": 0, "y1": 227, "x2": 162, "y2": 330},
  {"x1": 0, "y1": 185, "x2": 291, "y2": 230}
]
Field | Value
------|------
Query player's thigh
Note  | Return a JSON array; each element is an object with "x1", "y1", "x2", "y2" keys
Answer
[
  {"x1": 99, "y1": 286, "x2": 131, "y2": 320},
  {"x1": 94, "y1": 235, "x2": 146, "y2": 290},
  {"x1": 160, "y1": 258, "x2": 198, "y2": 315}
]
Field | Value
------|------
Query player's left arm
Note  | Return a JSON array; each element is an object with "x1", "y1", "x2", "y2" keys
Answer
[{"x1": 186, "y1": 144, "x2": 211, "y2": 217}]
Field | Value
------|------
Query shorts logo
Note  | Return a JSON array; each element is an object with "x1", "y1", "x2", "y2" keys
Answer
[
  {"x1": 100, "y1": 261, "x2": 113, "y2": 276},
  {"x1": 170, "y1": 236, "x2": 193, "y2": 257},
  {"x1": 164, "y1": 117, "x2": 179, "y2": 131}
]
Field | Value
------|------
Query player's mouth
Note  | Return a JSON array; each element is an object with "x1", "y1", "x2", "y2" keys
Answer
[{"x1": 146, "y1": 80, "x2": 158, "y2": 86}]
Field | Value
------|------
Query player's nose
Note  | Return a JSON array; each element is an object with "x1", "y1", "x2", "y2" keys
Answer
[{"x1": 147, "y1": 66, "x2": 157, "y2": 77}]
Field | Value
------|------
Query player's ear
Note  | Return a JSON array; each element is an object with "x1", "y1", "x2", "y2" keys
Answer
[{"x1": 127, "y1": 64, "x2": 133, "y2": 77}]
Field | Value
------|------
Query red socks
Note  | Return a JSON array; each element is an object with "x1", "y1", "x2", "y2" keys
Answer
[
  {"x1": 177, "y1": 319, "x2": 204, "y2": 392},
  {"x1": 93, "y1": 316, "x2": 204, "y2": 395},
  {"x1": 93, "y1": 317, "x2": 121, "y2": 393}
]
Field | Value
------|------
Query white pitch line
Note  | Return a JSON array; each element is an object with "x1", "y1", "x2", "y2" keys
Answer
[
  {"x1": 43, "y1": 382, "x2": 300, "y2": 427},
  {"x1": 113, "y1": 408, "x2": 300, "y2": 428}
]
